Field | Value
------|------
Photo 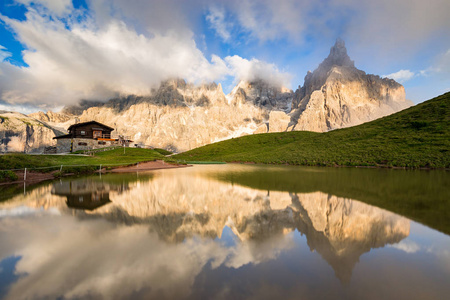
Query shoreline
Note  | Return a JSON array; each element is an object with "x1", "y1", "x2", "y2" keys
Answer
[
  {"x1": 1, "y1": 160, "x2": 447, "y2": 187},
  {"x1": 0, "y1": 160, "x2": 190, "y2": 186},
  {"x1": 227, "y1": 161, "x2": 449, "y2": 170},
  {"x1": 109, "y1": 161, "x2": 191, "y2": 173}
]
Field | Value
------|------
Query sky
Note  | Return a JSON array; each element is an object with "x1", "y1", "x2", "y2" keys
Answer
[{"x1": 0, "y1": 0, "x2": 449, "y2": 113}]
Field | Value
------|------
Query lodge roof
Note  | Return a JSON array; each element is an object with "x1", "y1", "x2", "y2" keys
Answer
[
  {"x1": 53, "y1": 134, "x2": 72, "y2": 139},
  {"x1": 67, "y1": 121, "x2": 114, "y2": 132}
]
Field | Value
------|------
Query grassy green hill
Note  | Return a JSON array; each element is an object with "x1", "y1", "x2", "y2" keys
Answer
[
  {"x1": 0, "y1": 148, "x2": 166, "y2": 171},
  {"x1": 175, "y1": 92, "x2": 450, "y2": 168}
]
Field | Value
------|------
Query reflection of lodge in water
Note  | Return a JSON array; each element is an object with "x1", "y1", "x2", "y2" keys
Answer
[
  {"x1": 66, "y1": 191, "x2": 111, "y2": 211},
  {"x1": 51, "y1": 179, "x2": 128, "y2": 211}
]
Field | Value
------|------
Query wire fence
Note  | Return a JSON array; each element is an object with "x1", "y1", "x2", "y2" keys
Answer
[
  {"x1": 0, "y1": 161, "x2": 149, "y2": 182},
  {"x1": 0, "y1": 162, "x2": 146, "y2": 172}
]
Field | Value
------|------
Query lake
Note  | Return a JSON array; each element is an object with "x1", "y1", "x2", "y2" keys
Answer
[{"x1": 0, "y1": 164, "x2": 449, "y2": 300}]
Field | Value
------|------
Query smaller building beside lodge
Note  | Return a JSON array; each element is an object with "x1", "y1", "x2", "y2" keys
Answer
[{"x1": 53, "y1": 121, "x2": 131, "y2": 153}]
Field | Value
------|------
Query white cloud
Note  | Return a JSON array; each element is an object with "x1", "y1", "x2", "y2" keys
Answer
[
  {"x1": 231, "y1": 0, "x2": 308, "y2": 42},
  {"x1": 0, "y1": 211, "x2": 292, "y2": 299},
  {"x1": 0, "y1": 2, "x2": 292, "y2": 110},
  {"x1": 390, "y1": 240, "x2": 420, "y2": 253},
  {"x1": 382, "y1": 69, "x2": 415, "y2": 83},
  {"x1": 15, "y1": 0, "x2": 73, "y2": 16},
  {"x1": 2, "y1": 0, "x2": 448, "y2": 110},
  {"x1": 0, "y1": 45, "x2": 12, "y2": 61},
  {"x1": 206, "y1": 6, "x2": 231, "y2": 42},
  {"x1": 228, "y1": 0, "x2": 449, "y2": 48},
  {"x1": 0, "y1": 101, "x2": 43, "y2": 114},
  {"x1": 387, "y1": 48, "x2": 450, "y2": 85},
  {"x1": 0, "y1": 9, "x2": 226, "y2": 108},
  {"x1": 434, "y1": 49, "x2": 450, "y2": 75},
  {"x1": 224, "y1": 55, "x2": 292, "y2": 87},
  {"x1": 0, "y1": 206, "x2": 60, "y2": 218}
]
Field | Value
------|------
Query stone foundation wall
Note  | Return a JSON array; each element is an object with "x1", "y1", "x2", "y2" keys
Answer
[{"x1": 56, "y1": 138, "x2": 119, "y2": 153}]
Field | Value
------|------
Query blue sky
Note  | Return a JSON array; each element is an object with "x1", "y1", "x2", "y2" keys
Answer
[{"x1": 0, "y1": 0, "x2": 449, "y2": 113}]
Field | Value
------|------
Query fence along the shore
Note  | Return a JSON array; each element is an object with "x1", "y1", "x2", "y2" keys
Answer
[{"x1": 1, "y1": 161, "x2": 144, "y2": 182}]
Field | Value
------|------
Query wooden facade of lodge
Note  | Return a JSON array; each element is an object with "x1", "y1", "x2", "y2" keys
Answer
[
  {"x1": 53, "y1": 121, "x2": 131, "y2": 153},
  {"x1": 54, "y1": 121, "x2": 115, "y2": 141}
]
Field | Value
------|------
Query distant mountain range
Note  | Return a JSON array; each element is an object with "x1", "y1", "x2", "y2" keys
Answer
[{"x1": 1, "y1": 39, "x2": 412, "y2": 153}]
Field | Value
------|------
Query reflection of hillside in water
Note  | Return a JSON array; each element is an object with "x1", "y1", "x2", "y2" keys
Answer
[{"x1": 29, "y1": 170, "x2": 410, "y2": 282}]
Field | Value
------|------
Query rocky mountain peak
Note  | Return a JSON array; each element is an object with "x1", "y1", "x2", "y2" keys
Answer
[
  {"x1": 319, "y1": 38, "x2": 355, "y2": 70},
  {"x1": 289, "y1": 39, "x2": 412, "y2": 133},
  {"x1": 227, "y1": 79, "x2": 293, "y2": 111}
]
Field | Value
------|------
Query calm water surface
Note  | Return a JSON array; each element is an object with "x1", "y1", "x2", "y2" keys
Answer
[{"x1": 0, "y1": 165, "x2": 449, "y2": 300}]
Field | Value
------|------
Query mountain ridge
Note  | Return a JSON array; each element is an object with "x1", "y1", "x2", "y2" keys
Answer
[{"x1": 3, "y1": 39, "x2": 414, "y2": 153}]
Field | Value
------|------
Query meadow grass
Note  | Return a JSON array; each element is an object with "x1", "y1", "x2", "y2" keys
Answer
[
  {"x1": 0, "y1": 147, "x2": 166, "y2": 171},
  {"x1": 175, "y1": 92, "x2": 450, "y2": 168}
]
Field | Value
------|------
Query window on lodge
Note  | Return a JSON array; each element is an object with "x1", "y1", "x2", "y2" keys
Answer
[
  {"x1": 93, "y1": 130, "x2": 102, "y2": 139},
  {"x1": 80, "y1": 131, "x2": 85, "y2": 135}
]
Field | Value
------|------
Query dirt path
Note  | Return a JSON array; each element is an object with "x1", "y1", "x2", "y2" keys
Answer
[{"x1": 109, "y1": 161, "x2": 190, "y2": 173}]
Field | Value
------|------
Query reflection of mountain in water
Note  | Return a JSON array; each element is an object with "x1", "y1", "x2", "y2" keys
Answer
[
  {"x1": 2, "y1": 170, "x2": 409, "y2": 283},
  {"x1": 35, "y1": 172, "x2": 410, "y2": 282},
  {"x1": 291, "y1": 193, "x2": 408, "y2": 283}
]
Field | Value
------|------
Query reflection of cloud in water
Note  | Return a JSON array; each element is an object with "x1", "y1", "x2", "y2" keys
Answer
[
  {"x1": 390, "y1": 240, "x2": 420, "y2": 253},
  {"x1": 0, "y1": 214, "x2": 294, "y2": 300},
  {"x1": 0, "y1": 170, "x2": 411, "y2": 298},
  {"x1": 0, "y1": 206, "x2": 60, "y2": 218}
]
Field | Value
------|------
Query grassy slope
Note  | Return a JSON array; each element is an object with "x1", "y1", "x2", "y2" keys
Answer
[
  {"x1": 175, "y1": 92, "x2": 450, "y2": 168},
  {"x1": 0, "y1": 148, "x2": 166, "y2": 170}
]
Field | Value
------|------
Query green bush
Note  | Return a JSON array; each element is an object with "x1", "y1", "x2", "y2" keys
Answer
[
  {"x1": 53, "y1": 171, "x2": 63, "y2": 178},
  {"x1": 0, "y1": 170, "x2": 18, "y2": 182}
]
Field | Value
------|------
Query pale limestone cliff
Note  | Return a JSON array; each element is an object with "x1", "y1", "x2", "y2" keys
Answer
[
  {"x1": 72, "y1": 80, "x2": 269, "y2": 152},
  {"x1": 228, "y1": 80, "x2": 293, "y2": 111},
  {"x1": 0, "y1": 111, "x2": 63, "y2": 153},
  {"x1": 287, "y1": 39, "x2": 413, "y2": 132},
  {"x1": 51, "y1": 79, "x2": 293, "y2": 151},
  {"x1": 28, "y1": 110, "x2": 75, "y2": 135},
  {"x1": 29, "y1": 111, "x2": 72, "y2": 123}
]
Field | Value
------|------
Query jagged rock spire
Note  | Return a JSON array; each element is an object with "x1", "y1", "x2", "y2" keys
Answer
[
  {"x1": 289, "y1": 38, "x2": 411, "y2": 133},
  {"x1": 320, "y1": 38, "x2": 355, "y2": 69}
]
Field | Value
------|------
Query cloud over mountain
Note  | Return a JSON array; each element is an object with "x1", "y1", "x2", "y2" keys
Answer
[
  {"x1": 0, "y1": 0, "x2": 449, "y2": 110},
  {"x1": 0, "y1": 1, "x2": 293, "y2": 109}
]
